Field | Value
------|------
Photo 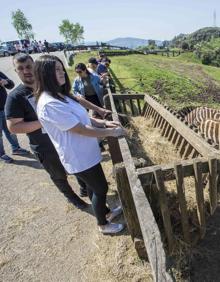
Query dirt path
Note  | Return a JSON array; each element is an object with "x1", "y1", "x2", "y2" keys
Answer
[{"x1": 0, "y1": 134, "x2": 152, "y2": 282}]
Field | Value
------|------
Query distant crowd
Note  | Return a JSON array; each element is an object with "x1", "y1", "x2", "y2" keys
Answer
[{"x1": 14, "y1": 39, "x2": 50, "y2": 54}]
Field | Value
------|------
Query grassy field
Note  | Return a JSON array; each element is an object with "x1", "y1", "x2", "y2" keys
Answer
[{"x1": 67, "y1": 51, "x2": 220, "y2": 110}]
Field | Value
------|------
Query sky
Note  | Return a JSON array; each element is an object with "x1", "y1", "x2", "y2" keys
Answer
[{"x1": 1, "y1": 0, "x2": 220, "y2": 43}]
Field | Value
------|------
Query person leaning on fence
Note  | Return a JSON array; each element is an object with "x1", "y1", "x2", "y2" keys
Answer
[
  {"x1": 6, "y1": 53, "x2": 92, "y2": 208},
  {"x1": 97, "y1": 58, "x2": 116, "y2": 93},
  {"x1": 87, "y1": 57, "x2": 108, "y2": 85},
  {"x1": 73, "y1": 63, "x2": 105, "y2": 117},
  {"x1": 0, "y1": 71, "x2": 29, "y2": 163},
  {"x1": 6, "y1": 53, "x2": 113, "y2": 207},
  {"x1": 34, "y1": 54, "x2": 126, "y2": 234}
]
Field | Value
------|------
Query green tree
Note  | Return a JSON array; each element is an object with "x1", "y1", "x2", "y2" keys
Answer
[
  {"x1": 11, "y1": 9, "x2": 34, "y2": 39},
  {"x1": 59, "y1": 20, "x2": 84, "y2": 44},
  {"x1": 181, "y1": 41, "x2": 189, "y2": 50},
  {"x1": 148, "y1": 39, "x2": 156, "y2": 50}
]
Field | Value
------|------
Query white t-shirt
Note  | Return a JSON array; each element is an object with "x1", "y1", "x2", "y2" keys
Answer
[{"x1": 37, "y1": 92, "x2": 102, "y2": 174}]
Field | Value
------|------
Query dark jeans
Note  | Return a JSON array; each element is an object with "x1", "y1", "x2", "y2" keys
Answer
[
  {"x1": 0, "y1": 110, "x2": 20, "y2": 156},
  {"x1": 34, "y1": 150, "x2": 83, "y2": 202},
  {"x1": 75, "y1": 163, "x2": 110, "y2": 225}
]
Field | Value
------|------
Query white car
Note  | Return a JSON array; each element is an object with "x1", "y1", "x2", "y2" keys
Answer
[{"x1": 0, "y1": 45, "x2": 16, "y2": 56}]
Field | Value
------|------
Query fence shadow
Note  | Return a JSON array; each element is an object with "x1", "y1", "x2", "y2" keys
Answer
[
  {"x1": 189, "y1": 205, "x2": 220, "y2": 281},
  {"x1": 13, "y1": 159, "x2": 43, "y2": 169}
]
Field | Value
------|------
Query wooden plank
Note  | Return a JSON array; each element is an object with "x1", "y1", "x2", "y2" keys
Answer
[
  {"x1": 115, "y1": 163, "x2": 142, "y2": 240},
  {"x1": 119, "y1": 139, "x2": 173, "y2": 281},
  {"x1": 137, "y1": 99, "x2": 142, "y2": 114},
  {"x1": 168, "y1": 128, "x2": 175, "y2": 141},
  {"x1": 107, "y1": 86, "x2": 173, "y2": 281},
  {"x1": 208, "y1": 157, "x2": 218, "y2": 215},
  {"x1": 112, "y1": 94, "x2": 145, "y2": 100},
  {"x1": 144, "y1": 105, "x2": 151, "y2": 117},
  {"x1": 117, "y1": 100, "x2": 122, "y2": 113},
  {"x1": 104, "y1": 94, "x2": 123, "y2": 165},
  {"x1": 175, "y1": 135, "x2": 183, "y2": 149},
  {"x1": 137, "y1": 157, "x2": 218, "y2": 180},
  {"x1": 174, "y1": 163, "x2": 190, "y2": 244},
  {"x1": 193, "y1": 160, "x2": 206, "y2": 238},
  {"x1": 161, "y1": 122, "x2": 169, "y2": 136},
  {"x1": 159, "y1": 118, "x2": 166, "y2": 130},
  {"x1": 152, "y1": 109, "x2": 157, "y2": 119},
  {"x1": 129, "y1": 99, "x2": 135, "y2": 115},
  {"x1": 165, "y1": 125, "x2": 172, "y2": 138},
  {"x1": 142, "y1": 102, "x2": 148, "y2": 116},
  {"x1": 148, "y1": 107, "x2": 154, "y2": 118},
  {"x1": 179, "y1": 139, "x2": 188, "y2": 157},
  {"x1": 153, "y1": 167, "x2": 174, "y2": 253},
  {"x1": 153, "y1": 113, "x2": 160, "y2": 127},
  {"x1": 171, "y1": 131, "x2": 179, "y2": 145},
  {"x1": 144, "y1": 95, "x2": 220, "y2": 158},
  {"x1": 156, "y1": 116, "x2": 163, "y2": 128},
  {"x1": 182, "y1": 143, "x2": 193, "y2": 159},
  {"x1": 122, "y1": 100, "x2": 127, "y2": 114}
]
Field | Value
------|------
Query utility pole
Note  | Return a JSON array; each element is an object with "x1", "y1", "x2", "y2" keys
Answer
[{"x1": 213, "y1": 10, "x2": 216, "y2": 27}]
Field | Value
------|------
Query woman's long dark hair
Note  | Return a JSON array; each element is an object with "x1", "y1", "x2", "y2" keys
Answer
[
  {"x1": 34, "y1": 55, "x2": 76, "y2": 102},
  {"x1": 75, "y1": 63, "x2": 90, "y2": 76}
]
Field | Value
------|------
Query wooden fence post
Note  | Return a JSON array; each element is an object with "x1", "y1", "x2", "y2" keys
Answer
[
  {"x1": 153, "y1": 167, "x2": 174, "y2": 253},
  {"x1": 115, "y1": 163, "x2": 147, "y2": 258},
  {"x1": 193, "y1": 160, "x2": 206, "y2": 238},
  {"x1": 208, "y1": 157, "x2": 218, "y2": 215},
  {"x1": 174, "y1": 163, "x2": 190, "y2": 244}
]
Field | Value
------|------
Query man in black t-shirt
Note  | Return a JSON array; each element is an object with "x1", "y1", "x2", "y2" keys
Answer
[
  {"x1": 5, "y1": 53, "x2": 88, "y2": 209},
  {"x1": 0, "y1": 71, "x2": 29, "y2": 163},
  {"x1": 5, "y1": 53, "x2": 111, "y2": 209}
]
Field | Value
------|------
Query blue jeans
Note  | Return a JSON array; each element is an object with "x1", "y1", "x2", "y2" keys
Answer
[{"x1": 0, "y1": 110, "x2": 20, "y2": 156}]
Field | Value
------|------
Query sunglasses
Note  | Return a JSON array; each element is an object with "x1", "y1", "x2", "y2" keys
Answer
[{"x1": 75, "y1": 70, "x2": 83, "y2": 74}]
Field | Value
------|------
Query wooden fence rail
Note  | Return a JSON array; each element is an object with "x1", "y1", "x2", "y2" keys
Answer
[{"x1": 104, "y1": 88, "x2": 220, "y2": 282}]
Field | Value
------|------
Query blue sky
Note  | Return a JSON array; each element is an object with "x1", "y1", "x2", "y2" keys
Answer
[{"x1": 1, "y1": 0, "x2": 220, "y2": 42}]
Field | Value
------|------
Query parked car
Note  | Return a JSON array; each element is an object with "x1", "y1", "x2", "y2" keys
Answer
[
  {"x1": 52, "y1": 42, "x2": 65, "y2": 51},
  {"x1": 64, "y1": 43, "x2": 74, "y2": 51},
  {"x1": 1, "y1": 40, "x2": 33, "y2": 54},
  {"x1": 0, "y1": 45, "x2": 17, "y2": 56},
  {"x1": 42, "y1": 43, "x2": 58, "y2": 52}
]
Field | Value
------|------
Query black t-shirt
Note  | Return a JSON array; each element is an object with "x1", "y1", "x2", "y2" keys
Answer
[
  {"x1": 5, "y1": 84, "x2": 56, "y2": 154},
  {"x1": 0, "y1": 72, "x2": 15, "y2": 111}
]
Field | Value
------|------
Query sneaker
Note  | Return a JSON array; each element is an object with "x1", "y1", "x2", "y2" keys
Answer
[
  {"x1": 12, "y1": 148, "x2": 30, "y2": 156},
  {"x1": 106, "y1": 206, "x2": 123, "y2": 222},
  {"x1": 79, "y1": 187, "x2": 88, "y2": 197},
  {"x1": 0, "y1": 154, "x2": 13, "y2": 163},
  {"x1": 99, "y1": 222, "x2": 125, "y2": 234}
]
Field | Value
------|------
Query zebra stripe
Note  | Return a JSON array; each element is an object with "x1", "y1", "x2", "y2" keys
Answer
[
  {"x1": 176, "y1": 106, "x2": 195, "y2": 118},
  {"x1": 185, "y1": 107, "x2": 220, "y2": 126},
  {"x1": 198, "y1": 119, "x2": 220, "y2": 145}
]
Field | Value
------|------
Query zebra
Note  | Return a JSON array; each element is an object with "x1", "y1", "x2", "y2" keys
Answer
[
  {"x1": 198, "y1": 119, "x2": 220, "y2": 147},
  {"x1": 176, "y1": 106, "x2": 195, "y2": 118},
  {"x1": 185, "y1": 107, "x2": 220, "y2": 126}
]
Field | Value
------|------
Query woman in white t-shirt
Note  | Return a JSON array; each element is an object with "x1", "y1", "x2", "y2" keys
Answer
[{"x1": 34, "y1": 55, "x2": 126, "y2": 234}]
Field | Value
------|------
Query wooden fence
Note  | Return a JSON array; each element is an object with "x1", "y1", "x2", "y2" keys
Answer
[{"x1": 104, "y1": 87, "x2": 220, "y2": 282}]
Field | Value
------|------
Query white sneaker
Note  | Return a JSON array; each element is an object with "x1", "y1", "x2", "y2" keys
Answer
[
  {"x1": 106, "y1": 206, "x2": 123, "y2": 222},
  {"x1": 99, "y1": 222, "x2": 125, "y2": 234}
]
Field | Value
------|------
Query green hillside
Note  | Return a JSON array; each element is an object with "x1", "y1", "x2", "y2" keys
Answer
[
  {"x1": 171, "y1": 27, "x2": 220, "y2": 49},
  {"x1": 68, "y1": 52, "x2": 220, "y2": 110},
  {"x1": 169, "y1": 27, "x2": 220, "y2": 67}
]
